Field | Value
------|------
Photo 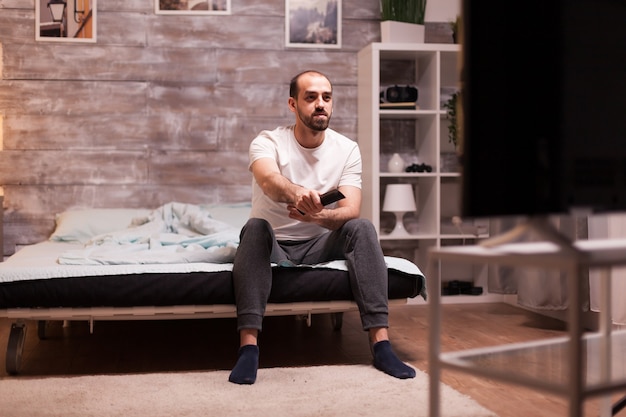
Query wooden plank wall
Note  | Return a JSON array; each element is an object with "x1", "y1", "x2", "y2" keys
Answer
[
  {"x1": 0, "y1": 0, "x2": 381, "y2": 257},
  {"x1": 0, "y1": 0, "x2": 452, "y2": 258}
]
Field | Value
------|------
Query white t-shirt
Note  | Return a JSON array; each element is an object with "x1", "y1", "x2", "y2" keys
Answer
[{"x1": 248, "y1": 125, "x2": 362, "y2": 241}]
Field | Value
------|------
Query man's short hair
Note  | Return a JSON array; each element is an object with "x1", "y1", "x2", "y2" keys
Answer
[{"x1": 289, "y1": 70, "x2": 332, "y2": 99}]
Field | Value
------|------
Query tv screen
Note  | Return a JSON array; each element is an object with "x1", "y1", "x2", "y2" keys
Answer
[{"x1": 460, "y1": 0, "x2": 626, "y2": 219}]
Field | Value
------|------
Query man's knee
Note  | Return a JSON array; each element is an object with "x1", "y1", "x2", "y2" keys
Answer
[
  {"x1": 344, "y1": 218, "x2": 377, "y2": 237},
  {"x1": 241, "y1": 218, "x2": 272, "y2": 238}
]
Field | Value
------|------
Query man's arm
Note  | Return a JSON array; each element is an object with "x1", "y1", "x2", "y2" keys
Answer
[
  {"x1": 251, "y1": 157, "x2": 361, "y2": 231},
  {"x1": 290, "y1": 185, "x2": 361, "y2": 231},
  {"x1": 251, "y1": 157, "x2": 311, "y2": 204}
]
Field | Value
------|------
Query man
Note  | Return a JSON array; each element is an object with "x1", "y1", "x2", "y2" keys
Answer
[{"x1": 229, "y1": 70, "x2": 416, "y2": 384}]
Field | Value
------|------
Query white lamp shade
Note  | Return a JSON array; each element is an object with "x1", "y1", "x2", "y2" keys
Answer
[{"x1": 382, "y1": 184, "x2": 417, "y2": 212}]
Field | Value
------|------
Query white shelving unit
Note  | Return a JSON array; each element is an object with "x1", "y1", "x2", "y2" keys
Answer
[{"x1": 357, "y1": 42, "x2": 499, "y2": 303}]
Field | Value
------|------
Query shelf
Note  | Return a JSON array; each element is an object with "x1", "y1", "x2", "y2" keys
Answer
[
  {"x1": 373, "y1": 42, "x2": 460, "y2": 57},
  {"x1": 440, "y1": 330, "x2": 626, "y2": 398},
  {"x1": 379, "y1": 109, "x2": 440, "y2": 119},
  {"x1": 407, "y1": 292, "x2": 505, "y2": 305},
  {"x1": 440, "y1": 234, "x2": 489, "y2": 240},
  {"x1": 379, "y1": 173, "x2": 435, "y2": 178},
  {"x1": 379, "y1": 233, "x2": 438, "y2": 241}
]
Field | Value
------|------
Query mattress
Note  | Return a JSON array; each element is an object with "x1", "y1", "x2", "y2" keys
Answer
[{"x1": 0, "y1": 241, "x2": 424, "y2": 309}]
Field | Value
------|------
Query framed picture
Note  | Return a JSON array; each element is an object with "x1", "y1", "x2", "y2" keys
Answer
[
  {"x1": 36, "y1": 0, "x2": 97, "y2": 43},
  {"x1": 155, "y1": 0, "x2": 231, "y2": 15},
  {"x1": 285, "y1": 0, "x2": 341, "y2": 48}
]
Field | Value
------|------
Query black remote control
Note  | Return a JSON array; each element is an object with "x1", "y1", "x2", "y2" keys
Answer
[{"x1": 320, "y1": 189, "x2": 345, "y2": 206}]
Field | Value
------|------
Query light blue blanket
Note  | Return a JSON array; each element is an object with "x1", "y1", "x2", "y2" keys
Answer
[{"x1": 58, "y1": 202, "x2": 240, "y2": 265}]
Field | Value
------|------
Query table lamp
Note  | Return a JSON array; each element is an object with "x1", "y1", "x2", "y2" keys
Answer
[{"x1": 382, "y1": 184, "x2": 417, "y2": 236}]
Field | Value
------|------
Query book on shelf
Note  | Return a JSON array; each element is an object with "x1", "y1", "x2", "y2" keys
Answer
[{"x1": 379, "y1": 102, "x2": 418, "y2": 110}]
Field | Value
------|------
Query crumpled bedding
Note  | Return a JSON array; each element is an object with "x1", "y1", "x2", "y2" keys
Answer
[{"x1": 58, "y1": 202, "x2": 240, "y2": 265}]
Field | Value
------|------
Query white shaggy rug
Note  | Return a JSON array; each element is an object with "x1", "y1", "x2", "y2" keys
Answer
[{"x1": 0, "y1": 364, "x2": 497, "y2": 417}]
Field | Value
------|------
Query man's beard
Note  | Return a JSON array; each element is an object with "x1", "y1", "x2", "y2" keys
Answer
[{"x1": 298, "y1": 109, "x2": 331, "y2": 131}]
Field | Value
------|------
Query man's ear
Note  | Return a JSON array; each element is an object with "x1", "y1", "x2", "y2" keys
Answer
[{"x1": 288, "y1": 97, "x2": 296, "y2": 112}]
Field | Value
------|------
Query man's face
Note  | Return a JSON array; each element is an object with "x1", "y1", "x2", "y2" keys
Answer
[{"x1": 291, "y1": 74, "x2": 333, "y2": 131}]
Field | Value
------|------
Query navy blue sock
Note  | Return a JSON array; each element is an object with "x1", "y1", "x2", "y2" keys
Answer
[
  {"x1": 228, "y1": 344, "x2": 259, "y2": 385},
  {"x1": 372, "y1": 340, "x2": 416, "y2": 379}
]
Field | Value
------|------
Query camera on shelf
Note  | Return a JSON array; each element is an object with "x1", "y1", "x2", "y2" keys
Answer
[{"x1": 379, "y1": 85, "x2": 418, "y2": 103}]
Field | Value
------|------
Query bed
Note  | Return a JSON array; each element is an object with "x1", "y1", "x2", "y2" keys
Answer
[{"x1": 0, "y1": 202, "x2": 426, "y2": 374}]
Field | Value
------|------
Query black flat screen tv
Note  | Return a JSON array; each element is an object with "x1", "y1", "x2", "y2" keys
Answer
[{"x1": 460, "y1": 0, "x2": 626, "y2": 219}]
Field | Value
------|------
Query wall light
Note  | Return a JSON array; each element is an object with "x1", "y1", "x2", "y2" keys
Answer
[{"x1": 47, "y1": 0, "x2": 67, "y2": 23}]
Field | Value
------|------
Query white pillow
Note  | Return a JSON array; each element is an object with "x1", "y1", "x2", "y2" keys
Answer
[{"x1": 50, "y1": 208, "x2": 151, "y2": 243}]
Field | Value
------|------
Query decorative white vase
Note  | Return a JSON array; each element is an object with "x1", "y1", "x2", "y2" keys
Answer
[
  {"x1": 388, "y1": 153, "x2": 405, "y2": 173},
  {"x1": 380, "y1": 21, "x2": 425, "y2": 43}
]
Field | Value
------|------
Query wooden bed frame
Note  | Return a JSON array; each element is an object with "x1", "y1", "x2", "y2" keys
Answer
[{"x1": 2, "y1": 300, "x2": 408, "y2": 374}]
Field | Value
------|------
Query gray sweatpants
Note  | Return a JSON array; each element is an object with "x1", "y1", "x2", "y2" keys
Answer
[{"x1": 231, "y1": 217, "x2": 389, "y2": 332}]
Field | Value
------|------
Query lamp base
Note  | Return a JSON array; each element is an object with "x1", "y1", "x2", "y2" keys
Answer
[{"x1": 385, "y1": 211, "x2": 412, "y2": 237}]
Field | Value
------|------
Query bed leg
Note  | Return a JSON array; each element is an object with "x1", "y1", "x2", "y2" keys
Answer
[
  {"x1": 6, "y1": 322, "x2": 27, "y2": 375},
  {"x1": 296, "y1": 313, "x2": 313, "y2": 327},
  {"x1": 37, "y1": 320, "x2": 47, "y2": 340},
  {"x1": 330, "y1": 312, "x2": 344, "y2": 331}
]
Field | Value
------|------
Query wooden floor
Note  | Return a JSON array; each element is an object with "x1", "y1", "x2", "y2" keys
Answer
[{"x1": 0, "y1": 302, "x2": 621, "y2": 416}]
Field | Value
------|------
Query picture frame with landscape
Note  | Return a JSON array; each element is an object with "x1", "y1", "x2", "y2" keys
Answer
[
  {"x1": 155, "y1": 0, "x2": 231, "y2": 15},
  {"x1": 285, "y1": 0, "x2": 341, "y2": 49}
]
